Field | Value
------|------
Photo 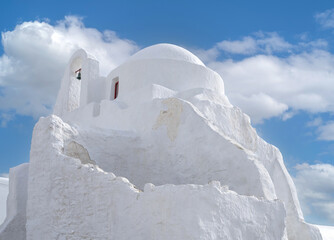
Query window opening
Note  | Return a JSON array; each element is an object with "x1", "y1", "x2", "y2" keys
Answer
[
  {"x1": 75, "y1": 68, "x2": 81, "y2": 80},
  {"x1": 114, "y1": 81, "x2": 119, "y2": 99}
]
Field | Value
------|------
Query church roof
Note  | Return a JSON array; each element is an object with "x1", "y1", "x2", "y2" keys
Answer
[{"x1": 127, "y1": 43, "x2": 205, "y2": 66}]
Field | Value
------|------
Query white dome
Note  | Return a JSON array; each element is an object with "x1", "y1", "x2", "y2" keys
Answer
[
  {"x1": 127, "y1": 43, "x2": 205, "y2": 66},
  {"x1": 106, "y1": 44, "x2": 225, "y2": 102}
]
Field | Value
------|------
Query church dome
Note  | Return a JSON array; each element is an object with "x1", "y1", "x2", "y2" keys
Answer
[
  {"x1": 105, "y1": 43, "x2": 225, "y2": 105},
  {"x1": 127, "y1": 43, "x2": 205, "y2": 66}
]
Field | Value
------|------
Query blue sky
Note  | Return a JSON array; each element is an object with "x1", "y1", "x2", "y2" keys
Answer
[{"x1": 1, "y1": 0, "x2": 334, "y2": 225}]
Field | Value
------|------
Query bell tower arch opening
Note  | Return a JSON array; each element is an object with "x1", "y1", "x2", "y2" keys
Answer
[{"x1": 68, "y1": 57, "x2": 83, "y2": 111}]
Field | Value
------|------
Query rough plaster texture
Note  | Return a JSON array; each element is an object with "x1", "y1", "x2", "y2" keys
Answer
[
  {"x1": 0, "y1": 43, "x2": 325, "y2": 239},
  {"x1": 153, "y1": 98, "x2": 183, "y2": 141},
  {"x1": 25, "y1": 116, "x2": 287, "y2": 240},
  {"x1": 0, "y1": 163, "x2": 28, "y2": 240},
  {"x1": 0, "y1": 177, "x2": 8, "y2": 225}
]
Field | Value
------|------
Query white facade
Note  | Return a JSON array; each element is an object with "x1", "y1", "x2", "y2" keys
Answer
[
  {"x1": 0, "y1": 178, "x2": 8, "y2": 225},
  {"x1": 0, "y1": 44, "x2": 324, "y2": 240},
  {"x1": 54, "y1": 44, "x2": 228, "y2": 119}
]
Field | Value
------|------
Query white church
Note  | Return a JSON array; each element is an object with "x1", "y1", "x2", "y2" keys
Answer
[
  {"x1": 54, "y1": 44, "x2": 227, "y2": 119},
  {"x1": 0, "y1": 44, "x2": 324, "y2": 240}
]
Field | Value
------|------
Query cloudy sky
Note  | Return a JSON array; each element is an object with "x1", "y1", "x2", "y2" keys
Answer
[{"x1": 0, "y1": 0, "x2": 334, "y2": 226}]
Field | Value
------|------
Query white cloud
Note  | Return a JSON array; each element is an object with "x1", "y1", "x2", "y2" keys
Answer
[
  {"x1": 0, "y1": 173, "x2": 8, "y2": 178},
  {"x1": 315, "y1": 9, "x2": 334, "y2": 29},
  {"x1": 196, "y1": 29, "x2": 334, "y2": 129},
  {"x1": 293, "y1": 163, "x2": 334, "y2": 224},
  {"x1": 255, "y1": 32, "x2": 292, "y2": 54},
  {"x1": 217, "y1": 37, "x2": 257, "y2": 55},
  {"x1": 281, "y1": 110, "x2": 297, "y2": 121},
  {"x1": 216, "y1": 32, "x2": 293, "y2": 55},
  {"x1": 192, "y1": 47, "x2": 220, "y2": 63},
  {"x1": 298, "y1": 39, "x2": 328, "y2": 49},
  {"x1": 317, "y1": 122, "x2": 334, "y2": 141},
  {"x1": 230, "y1": 93, "x2": 288, "y2": 124},
  {"x1": 206, "y1": 46, "x2": 334, "y2": 123},
  {"x1": 307, "y1": 117, "x2": 323, "y2": 127},
  {"x1": 196, "y1": 31, "x2": 332, "y2": 124},
  {"x1": 0, "y1": 16, "x2": 138, "y2": 118},
  {"x1": 0, "y1": 113, "x2": 14, "y2": 127}
]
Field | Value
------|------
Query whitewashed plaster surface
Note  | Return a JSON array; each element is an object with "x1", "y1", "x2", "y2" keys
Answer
[
  {"x1": 0, "y1": 177, "x2": 8, "y2": 225},
  {"x1": 0, "y1": 44, "x2": 325, "y2": 240}
]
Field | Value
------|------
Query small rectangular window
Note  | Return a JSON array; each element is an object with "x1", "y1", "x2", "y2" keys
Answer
[
  {"x1": 114, "y1": 81, "x2": 119, "y2": 99},
  {"x1": 111, "y1": 77, "x2": 119, "y2": 100}
]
